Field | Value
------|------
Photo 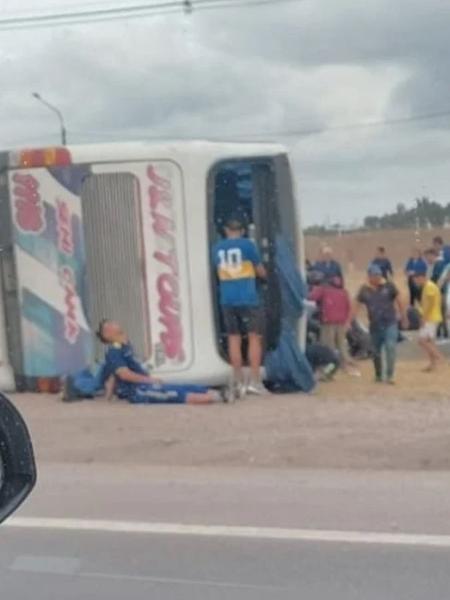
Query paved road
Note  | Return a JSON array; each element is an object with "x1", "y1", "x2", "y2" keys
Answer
[
  {"x1": 14, "y1": 463, "x2": 450, "y2": 533},
  {"x1": 3, "y1": 464, "x2": 450, "y2": 599},
  {"x1": 2, "y1": 527, "x2": 450, "y2": 599}
]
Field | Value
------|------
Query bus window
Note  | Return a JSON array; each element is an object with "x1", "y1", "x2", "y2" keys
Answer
[{"x1": 209, "y1": 158, "x2": 282, "y2": 360}]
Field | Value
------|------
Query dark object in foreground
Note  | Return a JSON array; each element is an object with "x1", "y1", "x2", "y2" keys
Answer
[
  {"x1": 406, "y1": 306, "x2": 421, "y2": 331},
  {"x1": 0, "y1": 393, "x2": 36, "y2": 523},
  {"x1": 346, "y1": 319, "x2": 373, "y2": 359},
  {"x1": 306, "y1": 343, "x2": 340, "y2": 381}
]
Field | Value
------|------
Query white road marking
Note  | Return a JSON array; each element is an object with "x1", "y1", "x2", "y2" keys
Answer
[
  {"x1": 80, "y1": 571, "x2": 288, "y2": 591},
  {"x1": 6, "y1": 516, "x2": 450, "y2": 548},
  {"x1": 10, "y1": 555, "x2": 81, "y2": 575}
]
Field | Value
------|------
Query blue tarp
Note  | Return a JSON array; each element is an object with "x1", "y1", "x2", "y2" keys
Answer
[
  {"x1": 264, "y1": 236, "x2": 315, "y2": 393},
  {"x1": 73, "y1": 363, "x2": 106, "y2": 397}
]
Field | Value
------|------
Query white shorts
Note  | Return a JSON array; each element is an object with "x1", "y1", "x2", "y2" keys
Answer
[{"x1": 419, "y1": 322, "x2": 438, "y2": 340}]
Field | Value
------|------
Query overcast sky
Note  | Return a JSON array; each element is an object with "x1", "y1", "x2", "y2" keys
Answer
[{"x1": 1, "y1": 0, "x2": 449, "y2": 225}]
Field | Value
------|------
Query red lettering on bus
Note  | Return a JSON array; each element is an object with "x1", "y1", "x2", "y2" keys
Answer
[
  {"x1": 148, "y1": 165, "x2": 170, "y2": 190},
  {"x1": 12, "y1": 173, "x2": 46, "y2": 234},
  {"x1": 59, "y1": 266, "x2": 80, "y2": 344},
  {"x1": 151, "y1": 212, "x2": 174, "y2": 238},
  {"x1": 148, "y1": 165, "x2": 185, "y2": 362},
  {"x1": 149, "y1": 184, "x2": 171, "y2": 211},
  {"x1": 56, "y1": 200, "x2": 74, "y2": 256},
  {"x1": 154, "y1": 249, "x2": 179, "y2": 277},
  {"x1": 157, "y1": 274, "x2": 184, "y2": 361}
]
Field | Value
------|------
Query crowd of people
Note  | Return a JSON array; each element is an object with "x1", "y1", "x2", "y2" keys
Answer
[
  {"x1": 306, "y1": 235, "x2": 450, "y2": 384},
  {"x1": 64, "y1": 221, "x2": 450, "y2": 403}
]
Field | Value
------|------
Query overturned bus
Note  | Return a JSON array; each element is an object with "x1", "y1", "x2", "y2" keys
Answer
[{"x1": 0, "y1": 140, "x2": 305, "y2": 391}]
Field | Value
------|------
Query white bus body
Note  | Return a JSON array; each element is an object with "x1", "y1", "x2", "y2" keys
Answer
[{"x1": 0, "y1": 141, "x2": 304, "y2": 390}]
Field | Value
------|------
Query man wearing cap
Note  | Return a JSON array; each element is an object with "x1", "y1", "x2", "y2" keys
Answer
[
  {"x1": 412, "y1": 266, "x2": 444, "y2": 371},
  {"x1": 353, "y1": 264, "x2": 406, "y2": 384},
  {"x1": 212, "y1": 217, "x2": 267, "y2": 398}
]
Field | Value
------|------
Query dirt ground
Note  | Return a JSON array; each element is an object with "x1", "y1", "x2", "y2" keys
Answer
[
  {"x1": 9, "y1": 228, "x2": 450, "y2": 472},
  {"x1": 305, "y1": 227, "x2": 447, "y2": 275},
  {"x1": 305, "y1": 227, "x2": 449, "y2": 298},
  {"x1": 10, "y1": 356, "x2": 450, "y2": 472}
]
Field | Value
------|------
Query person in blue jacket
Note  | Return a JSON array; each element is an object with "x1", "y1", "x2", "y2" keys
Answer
[
  {"x1": 405, "y1": 248, "x2": 427, "y2": 306},
  {"x1": 97, "y1": 320, "x2": 226, "y2": 404},
  {"x1": 433, "y1": 236, "x2": 450, "y2": 265},
  {"x1": 372, "y1": 246, "x2": 393, "y2": 280},
  {"x1": 313, "y1": 246, "x2": 343, "y2": 281}
]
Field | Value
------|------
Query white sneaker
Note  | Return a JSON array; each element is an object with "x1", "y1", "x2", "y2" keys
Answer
[
  {"x1": 227, "y1": 379, "x2": 246, "y2": 402},
  {"x1": 246, "y1": 381, "x2": 269, "y2": 396}
]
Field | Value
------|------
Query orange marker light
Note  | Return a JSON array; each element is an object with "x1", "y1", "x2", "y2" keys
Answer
[{"x1": 18, "y1": 147, "x2": 72, "y2": 168}]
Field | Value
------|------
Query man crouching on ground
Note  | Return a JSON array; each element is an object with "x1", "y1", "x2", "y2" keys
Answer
[{"x1": 97, "y1": 319, "x2": 226, "y2": 404}]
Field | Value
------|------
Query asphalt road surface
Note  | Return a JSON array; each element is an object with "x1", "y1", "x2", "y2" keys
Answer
[{"x1": 3, "y1": 464, "x2": 450, "y2": 599}]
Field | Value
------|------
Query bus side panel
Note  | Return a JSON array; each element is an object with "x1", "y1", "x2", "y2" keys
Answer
[
  {"x1": 89, "y1": 161, "x2": 194, "y2": 374},
  {"x1": 6, "y1": 166, "x2": 93, "y2": 377}
]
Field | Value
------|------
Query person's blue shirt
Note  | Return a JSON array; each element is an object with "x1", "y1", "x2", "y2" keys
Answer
[
  {"x1": 372, "y1": 257, "x2": 393, "y2": 279},
  {"x1": 432, "y1": 259, "x2": 446, "y2": 284},
  {"x1": 313, "y1": 259, "x2": 343, "y2": 280},
  {"x1": 405, "y1": 257, "x2": 427, "y2": 276},
  {"x1": 441, "y1": 245, "x2": 450, "y2": 265},
  {"x1": 104, "y1": 342, "x2": 148, "y2": 398},
  {"x1": 212, "y1": 237, "x2": 262, "y2": 307}
]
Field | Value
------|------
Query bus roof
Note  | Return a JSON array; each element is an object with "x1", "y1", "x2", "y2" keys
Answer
[{"x1": 4, "y1": 139, "x2": 288, "y2": 169}]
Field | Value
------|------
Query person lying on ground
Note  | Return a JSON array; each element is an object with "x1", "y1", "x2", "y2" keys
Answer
[
  {"x1": 64, "y1": 320, "x2": 229, "y2": 404},
  {"x1": 100, "y1": 320, "x2": 230, "y2": 404}
]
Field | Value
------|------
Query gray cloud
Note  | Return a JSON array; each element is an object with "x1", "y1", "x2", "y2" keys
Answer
[{"x1": 0, "y1": 0, "x2": 449, "y2": 224}]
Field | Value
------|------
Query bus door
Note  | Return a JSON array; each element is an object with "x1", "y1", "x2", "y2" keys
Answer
[{"x1": 209, "y1": 158, "x2": 282, "y2": 360}]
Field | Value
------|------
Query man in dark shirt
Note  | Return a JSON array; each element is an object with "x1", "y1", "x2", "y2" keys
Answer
[
  {"x1": 372, "y1": 246, "x2": 393, "y2": 280},
  {"x1": 353, "y1": 264, "x2": 406, "y2": 384}
]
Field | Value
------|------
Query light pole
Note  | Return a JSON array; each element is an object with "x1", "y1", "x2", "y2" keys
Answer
[{"x1": 32, "y1": 92, "x2": 67, "y2": 146}]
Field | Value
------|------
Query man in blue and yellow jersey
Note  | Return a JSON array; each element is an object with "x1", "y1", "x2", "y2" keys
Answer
[{"x1": 212, "y1": 217, "x2": 267, "y2": 398}]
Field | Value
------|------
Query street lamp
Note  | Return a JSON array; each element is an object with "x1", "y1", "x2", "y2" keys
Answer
[{"x1": 32, "y1": 92, "x2": 67, "y2": 146}]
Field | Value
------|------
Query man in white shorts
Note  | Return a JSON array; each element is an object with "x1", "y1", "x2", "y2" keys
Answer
[{"x1": 413, "y1": 265, "x2": 444, "y2": 372}]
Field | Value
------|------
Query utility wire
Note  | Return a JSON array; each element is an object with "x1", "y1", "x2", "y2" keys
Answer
[
  {"x1": 3, "y1": 107, "x2": 448, "y2": 148},
  {"x1": 65, "y1": 107, "x2": 450, "y2": 143},
  {"x1": 0, "y1": 0, "x2": 301, "y2": 30}
]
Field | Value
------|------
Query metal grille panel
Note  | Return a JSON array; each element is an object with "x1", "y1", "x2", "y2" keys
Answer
[{"x1": 81, "y1": 173, "x2": 149, "y2": 361}]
